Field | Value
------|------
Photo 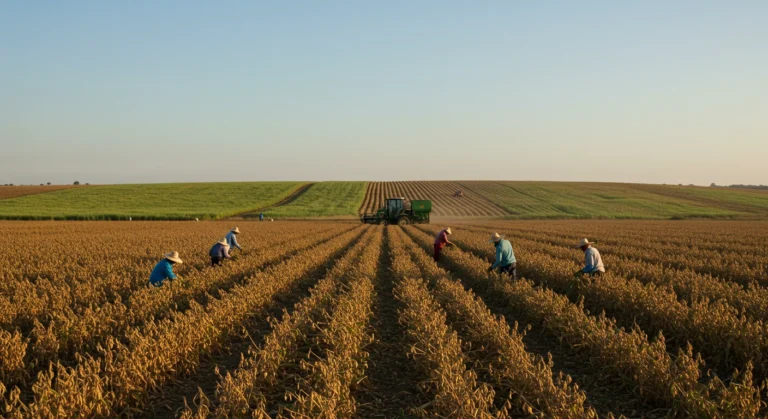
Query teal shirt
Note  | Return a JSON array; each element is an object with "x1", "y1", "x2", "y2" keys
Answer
[
  {"x1": 491, "y1": 239, "x2": 516, "y2": 269},
  {"x1": 148, "y1": 259, "x2": 177, "y2": 286}
]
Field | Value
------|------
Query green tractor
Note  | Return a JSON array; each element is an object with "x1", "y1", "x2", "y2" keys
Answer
[{"x1": 361, "y1": 197, "x2": 431, "y2": 226}]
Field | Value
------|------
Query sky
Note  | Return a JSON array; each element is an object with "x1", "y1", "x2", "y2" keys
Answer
[{"x1": 1, "y1": 1, "x2": 766, "y2": 185}]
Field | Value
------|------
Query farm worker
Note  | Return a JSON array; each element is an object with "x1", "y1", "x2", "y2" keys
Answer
[
  {"x1": 226, "y1": 227, "x2": 242, "y2": 251},
  {"x1": 259, "y1": 213, "x2": 264, "y2": 222},
  {"x1": 487, "y1": 232, "x2": 517, "y2": 280},
  {"x1": 210, "y1": 238, "x2": 231, "y2": 266},
  {"x1": 149, "y1": 251, "x2": 183, "y2": 286},
  {"x1": 574, "y1": 238, "x2": 605, "y2": 276},
  {"x1": 433, "y1": 227, "x2": 453, "y2": 261}
]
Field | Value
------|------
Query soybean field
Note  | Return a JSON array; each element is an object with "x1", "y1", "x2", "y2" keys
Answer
[{"x1": 1, "y1": 220, "x2": 768, "y2": 418}]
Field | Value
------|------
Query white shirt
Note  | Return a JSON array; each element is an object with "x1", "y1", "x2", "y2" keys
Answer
[{"x1": 584, "y1": 247, "x2": 605, "y2": 273}]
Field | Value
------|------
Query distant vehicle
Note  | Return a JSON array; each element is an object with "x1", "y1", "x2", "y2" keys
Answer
[{"x1": 361, "y1": 197, "x2": 431, "y2": 226}]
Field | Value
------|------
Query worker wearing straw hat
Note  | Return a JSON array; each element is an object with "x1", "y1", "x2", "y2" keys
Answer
[
  {"x1": 226, "y1": 227, "x2": 242, "y2": 252},
  {"x1": 210, "y1": 237, "x2": 231, "y2": 267},
  {"x1": 574, "y1": 238, "x2": 605, "y2": 276},
  {"x1": 149, "y1": 251, "x2": 183, "y2": 286},
  {"x1": 433, "y1": 227, "x2": 454, "y2": 262},
  {"x1": 487, "y1": 232, "x2": 517, "y2": 280}
]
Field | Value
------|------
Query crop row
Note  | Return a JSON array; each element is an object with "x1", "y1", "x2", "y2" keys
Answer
[
  {"x1": 282, "y1": 227, "x2": 383, "y2": 416},
  {"x1": 403, "y1": 226, "x2": 762, "y2": 418},
  {"x1": 389, "y1": 228, "x2": 501, "y2": 417},
  {"x1": 199, "y1": 226, "x2": 379, "y2": 417},
  {"x1": 0, "y1": 225, "x2": 366, "y2": 417}
]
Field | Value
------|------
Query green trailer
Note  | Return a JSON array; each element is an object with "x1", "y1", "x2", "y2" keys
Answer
[{"x1": 361, "y1": 197, "x2": 431, "y2": 225}]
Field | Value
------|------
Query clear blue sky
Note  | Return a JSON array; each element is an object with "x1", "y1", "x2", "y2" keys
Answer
[{"x1": 2, "y1": 1, "x2": 766, "y2": 185}]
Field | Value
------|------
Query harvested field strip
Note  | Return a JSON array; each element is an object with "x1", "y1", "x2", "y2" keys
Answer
[
  {"x1": 0, "y1": 185, "x2": 77, "y2": 200},
  {"x1": 396, "y1": 181, "x2": 506, "y2": 217},
  {"x1": 393, "y1": 227, "x2": 596, "y2": 418},
  {"x1": 402, "y1": 226, "x2": 763, "y2": 418},
  {"x1": 0, "y1": 226, "x2": 366, "y2": 417},
  {"x1": 425, "y1": 224, "x2": 768, "y2": 381}
]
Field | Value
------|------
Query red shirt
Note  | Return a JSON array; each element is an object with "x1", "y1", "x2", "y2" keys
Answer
[{"x1": 434, "y1": 230, "x2": 449, "y2": 247}]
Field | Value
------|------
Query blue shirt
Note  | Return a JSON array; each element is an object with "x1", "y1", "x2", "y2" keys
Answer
[
  {"x1": 226, "y1": 231, "x2": 241, "y2": 250},
  {"x1": 209, "y1": 243, "x2": 231, "y2": 259},
  {"x1": 491, "y1": 239, "x2": 516, "y2": 269},
  {"x1": 149, "y1": 259, "x2": 177, "y2": 286}
]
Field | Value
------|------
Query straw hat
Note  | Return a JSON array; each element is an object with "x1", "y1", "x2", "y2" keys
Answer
[
  {"x1": 489, "y1": 232, "x2": 503, "y2": 243},
  {"x1": 164, "y1": 251, "x2": 183, "y2": 264},
  {"x1": 445, "y1": 227, "x2": 452, "y2": 235},
  {"x1": 217, "y1": 237, "x2": 229, "y2": 246},
  {"x1": 575, "y1": 238, "x2": 593, "y2": 248},
  {"x1": 231, "y1": 227, "x2": 240, "y2": 234}
]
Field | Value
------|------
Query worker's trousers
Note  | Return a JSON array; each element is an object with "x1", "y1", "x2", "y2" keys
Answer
[
  {"x1": 211, "y1": 257, "x2": 223, "y2": 267},
  {"x1": 434, "y1": 244, "x2": 444, "y2": 262},
  {"x1": 499, "y1": 263, "x2": 517, "y2": 281}
]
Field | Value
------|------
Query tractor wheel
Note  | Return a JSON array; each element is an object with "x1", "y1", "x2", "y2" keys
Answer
[
  {"x1": 380, "y1": 219, "x2": 389, "y2": 226},
  {"x1": 397, "y1": 217, "x2": 410, "y2": 226}
]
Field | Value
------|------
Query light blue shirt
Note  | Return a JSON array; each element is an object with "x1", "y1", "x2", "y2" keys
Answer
[
  {"x1": 491, "y1": 239, "x2": 516, "y2": 269},
  {"x1": 226, "y1": 231, "x2": 241, "y2": 250}
]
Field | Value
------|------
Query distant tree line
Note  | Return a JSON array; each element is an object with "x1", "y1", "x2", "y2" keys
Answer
[
  {"x1": 2, "y1": 181, "x2": 90, "y2": 186},
  {"x1": 710, "y1": 183, "x2": 768, "y2": 190}
]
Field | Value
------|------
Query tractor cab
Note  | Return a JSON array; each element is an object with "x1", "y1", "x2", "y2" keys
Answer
[{"x1": 386, "y1": 197, "x2": 406, "y2": 220}]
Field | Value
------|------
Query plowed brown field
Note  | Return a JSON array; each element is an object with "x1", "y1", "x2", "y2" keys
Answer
[{"x1": 0, "y1": 185, "x2": 76, "y2": 200}]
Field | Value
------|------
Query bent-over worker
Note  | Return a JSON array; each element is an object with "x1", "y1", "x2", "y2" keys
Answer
[
  {"x1": 487, "y1": 232, "x2": 517, "y2": 280},
  {"x1": 210, "y1": 237, "x2": 231, "y2": 266},
  {"x1": 433, "y1": 227, "x2": 453, "y2": 261},
  {"x1": 226, "y1": 227, "x2": 242, "y2": 251},
  {"x1": 575, "y1": 238, "x2": 605, "y2": 276},
  {"x1": 149, "y1": 251, "x2": 183, "y2": 286}
]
